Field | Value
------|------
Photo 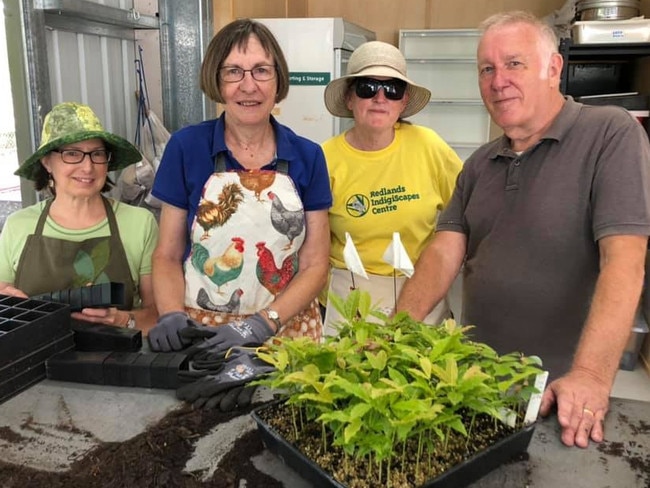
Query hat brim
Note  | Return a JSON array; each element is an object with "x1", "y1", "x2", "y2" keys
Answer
[
  {"x1": 323, "y1": 66, "x2": 431, "y2": 119},
  {"x1": 15, "y1": 131, "x2": 142, "y2": 181}
]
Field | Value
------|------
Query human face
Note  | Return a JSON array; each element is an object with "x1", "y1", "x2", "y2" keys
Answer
[
  {"x1": 41, "y1": 138, "x2": 108, "y2": 198},
  {"x1": 477, "y1": 22, "x2": 563, "y2": 144},
  {"x1": 219, "y1": 35, "x2": 278, "y2": 126},
  {"x1": 346, "y1": 76, "x2": 410, "y2": 130}
]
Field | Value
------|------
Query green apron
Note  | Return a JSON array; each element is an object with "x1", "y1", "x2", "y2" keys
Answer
[{"x1": 14, "y1": 197, "x2": 135, "y2": 309}]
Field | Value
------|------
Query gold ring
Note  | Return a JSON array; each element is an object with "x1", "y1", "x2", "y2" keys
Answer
[{"x1": 583, "y1": 407, "x2": 594, "y2": 416}]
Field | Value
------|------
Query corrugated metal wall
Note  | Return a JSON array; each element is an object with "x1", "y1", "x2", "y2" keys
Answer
[
  {"x1": 11, "y1": 0, "x2": 159, "y2": 204},
  {"x1": 44, "y1": 19, "x2": 136, "y2": 142}
]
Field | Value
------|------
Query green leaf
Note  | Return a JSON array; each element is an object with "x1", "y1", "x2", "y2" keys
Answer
[
  {"x1": 72, "y1": 250, "x2": 95, "y2": 285},
  {"x1": 365, "y1": 350, "x2": 387, "y2": 370}
]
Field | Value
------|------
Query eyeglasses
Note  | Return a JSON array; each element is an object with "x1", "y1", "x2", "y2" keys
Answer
[
  {"x1": 354, "y1": 77, "x2": 407, "y2": 101},
  {"x1": 218, "y1": 65, "x2": 277, "y2": 83},
  {"x1": 52, "y1": 149, "x2": 111, "y2": 165}
]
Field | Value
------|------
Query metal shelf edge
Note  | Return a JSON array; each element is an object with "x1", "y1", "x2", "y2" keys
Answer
[{"x1": 36, "y1": 0, "x2": 159, "y2": 30}]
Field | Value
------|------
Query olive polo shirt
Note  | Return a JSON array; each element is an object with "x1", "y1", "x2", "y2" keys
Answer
[{"x1": 437, "y1": 97, "x2": 650, "y2": 379}]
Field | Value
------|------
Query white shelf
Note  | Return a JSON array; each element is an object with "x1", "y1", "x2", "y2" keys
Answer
[
  {"x1": 400, "y1": 28, "x2": 490, "y2": 162},
  {"x1": 400, "y1": 29, "x2": 480, "y2": 59}
]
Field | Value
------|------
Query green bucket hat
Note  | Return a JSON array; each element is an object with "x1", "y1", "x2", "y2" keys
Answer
[{"x1": 15, "y1": 102, "x2": 142, "y2": 181}]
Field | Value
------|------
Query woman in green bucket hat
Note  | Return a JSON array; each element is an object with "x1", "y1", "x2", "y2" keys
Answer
[{"x1": 0, "y1": 102, "x2": 159, "y2": 333}]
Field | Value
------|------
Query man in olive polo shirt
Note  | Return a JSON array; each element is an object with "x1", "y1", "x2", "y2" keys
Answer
[{"x1": 397, "y1": 12, "x2": 650, "y2": 449}]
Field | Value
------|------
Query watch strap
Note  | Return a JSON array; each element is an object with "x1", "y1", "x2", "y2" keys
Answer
[
  {"x1": 263, "y1": 307, "x2": 282, "y2": 330},
  {"x1": 125, "y1": 312, "x2": 136, "y2": 329}
]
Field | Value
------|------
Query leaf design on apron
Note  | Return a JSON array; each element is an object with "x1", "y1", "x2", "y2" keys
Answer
[{"x1": 71, "y1": 239, "x2": 111, "y2": 287}]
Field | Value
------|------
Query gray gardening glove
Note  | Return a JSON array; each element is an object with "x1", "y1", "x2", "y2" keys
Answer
[
  {"x1": 183, "y1": 313, "x2": 274, "y2": 360},
  {"x1": 176, "y1": 348, "x2": 274, "y2": 407},
  {"x1": 148, "y1": 311, "x2": 212, "y2": 352},
  {"x1": 178, "y1": 349, "x2": 257, "y2": 412},
  {"x1": 192, "y1": 385, "x2": 258, "y2": 411}
]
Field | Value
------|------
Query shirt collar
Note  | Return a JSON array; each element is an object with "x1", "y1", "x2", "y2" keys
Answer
[
  {"x1": 488, "y1": 96, "x2": 580, "y2": 160},
  {"x1": 210, "y1": 113, "x2": 297, "y2": 165}
]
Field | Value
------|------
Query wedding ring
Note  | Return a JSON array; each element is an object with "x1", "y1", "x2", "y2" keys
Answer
[{"x1": 583, "y1": 407, "x2": 594, "y2": 416}]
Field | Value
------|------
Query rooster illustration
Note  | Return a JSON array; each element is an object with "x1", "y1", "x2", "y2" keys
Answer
[
  {"x1": 239, "y1": 170, "x2": 276, "y2": 201},
  {"x1": 191, "y1": 237, "x2": 244, "y2": 294},
  {"x1": 196, "y1": 182, "x2": 244, "y2": 240},
  {"x1": 255, "y1": 241, "x2": 298, "y2": 296},
  {"x1": 268, "y1": 191, "x2": 304, "y2": 250},
  {"x1": 196, "y1": 287, "x2": 243, "y2": 313}
]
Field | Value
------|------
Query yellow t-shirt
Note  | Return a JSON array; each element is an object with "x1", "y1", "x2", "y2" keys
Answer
[{"x1": 323, "y1": 122, "x2": 462, "y2": 276}]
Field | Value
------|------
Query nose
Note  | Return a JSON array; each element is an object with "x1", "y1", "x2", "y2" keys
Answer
[
  {"x1": 78, "y1": 153, "x2": 95, "y2": 169},
  {"x1": 488, "y1": 67, "x2": 509, "y2": 90},
  {"x1": 238, "y1": 71, "x2": 257, "y2": 90},
  {"x1": 372, "y1": 88, "x2": 388, "y2": 101}
]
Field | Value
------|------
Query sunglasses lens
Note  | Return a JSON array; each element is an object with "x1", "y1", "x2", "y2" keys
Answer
[
  {"x1": 355, "y1": 78, "x2": 407, "y2": 101},
  {"x1": 355, "y1": 79, "x2": 378, "y2": 99},
  {"x1": 384, "y1": 80, "x2": 407, "y2": 100}
]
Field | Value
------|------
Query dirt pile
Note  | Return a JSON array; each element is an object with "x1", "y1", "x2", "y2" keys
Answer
[{"x1": 0, "y1": 404, "x2": 282, "y2": 488}]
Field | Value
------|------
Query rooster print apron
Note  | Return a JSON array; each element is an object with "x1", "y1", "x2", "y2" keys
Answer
[{"x1": 183, "y1": 154, "x2": 322, "y2": 341}]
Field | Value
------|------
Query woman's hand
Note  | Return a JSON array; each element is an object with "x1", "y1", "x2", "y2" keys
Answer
[
  {"x1": 71, "y1": 307, "x2": 130, "y2": 327},
  {"x1": 0, "y1": 283, "x2": 28, "y2": 298}
]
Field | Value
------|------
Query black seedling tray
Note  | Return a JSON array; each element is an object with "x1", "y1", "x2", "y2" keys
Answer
[
  {"x1": 70, "y1": 319, "x2": 142, "y2": 351},
  {"x1": 0, "y1": 294, "x2": 71, "y2": 368},
  {"x1": 45, "y1": 350, "x2": 111, "y2": 384},
  {"x1": 0, "y1": 331, "x2": 75, "y2": 404},
  {"x1": 46, "y1": 350, "x2": 188, "y2": 389},
  {"x1": 31, "y1": 282, "x2": 126, "y2": 311},
  {"x1": 252, "y1": 403, "x2": 536, "y2": 488}
]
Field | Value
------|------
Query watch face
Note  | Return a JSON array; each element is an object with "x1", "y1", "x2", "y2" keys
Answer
[{"x1": 267, "y1": 309, "x2": 279, "y2": 320}]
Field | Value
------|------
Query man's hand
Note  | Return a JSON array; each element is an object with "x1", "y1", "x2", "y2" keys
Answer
[
  {"x1": 539, "y1": 368, "x2": 610, "y2": 448},
  {"x1": 183, "y1": 313, "x2": 274, "y2": 360}
]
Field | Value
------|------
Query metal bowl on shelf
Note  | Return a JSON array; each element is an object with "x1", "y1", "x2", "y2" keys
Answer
[{"x1": 576, "y1": 0, "x2": 640, "y2": 21}]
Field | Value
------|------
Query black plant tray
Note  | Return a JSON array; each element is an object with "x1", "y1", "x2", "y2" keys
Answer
[
  {"x1": 70, "y1": 319, "x2": 142, "y2": 351},
  {"x1": 0, "y1": 294, "x2": 71, "y2": 368},
  {"x1": 0, "y1": 331, "x2": 75, "y2": 404},
  {"x1": 46, "y1": 350, "x2": 188, "y2": 389},
  {"x1": 31, "y1": 282, "x2": 126, "y2": 312},
  {"x1": 252, "y1": 403, "x2": 536, "y2": 488}
]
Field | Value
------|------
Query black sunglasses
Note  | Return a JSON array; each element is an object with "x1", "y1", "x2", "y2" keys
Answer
[{"x1": 354, "y1": 77, "x2": 407, "y2": 101}]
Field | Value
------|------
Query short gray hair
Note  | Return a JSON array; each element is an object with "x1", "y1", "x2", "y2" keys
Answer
[{"x1": 479, "y1": 11, "x2": 559, "y2": 55}]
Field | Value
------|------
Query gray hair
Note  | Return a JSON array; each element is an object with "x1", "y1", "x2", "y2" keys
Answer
[{"x1": 479, "y1": 11, "x2": 559, "y2": 55}]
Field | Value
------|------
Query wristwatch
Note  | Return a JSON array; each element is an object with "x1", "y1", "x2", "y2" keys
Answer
[
  {"x1": 125, "y1": 313, "x2": 136, "y2": 329},
  {"x1": 263, "y1": 307, "x2": 282, "y2": 331}
]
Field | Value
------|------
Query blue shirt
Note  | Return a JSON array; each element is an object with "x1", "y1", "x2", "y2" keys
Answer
[{"x1": 152, "y1": 114, "x2": 332, "y2": 256}]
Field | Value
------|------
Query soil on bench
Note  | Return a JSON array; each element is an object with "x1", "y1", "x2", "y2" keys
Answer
[{"x1": 0, "y1": 404, "x2": 282, "y2": 488}]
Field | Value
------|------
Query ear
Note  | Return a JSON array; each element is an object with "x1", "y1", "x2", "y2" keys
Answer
[
  {"x1": 548, "y1": 52, "x2": 563, "y2": 88},
  {"x1": 40, "y1": 154, "x2": 53, "y2": 174}
]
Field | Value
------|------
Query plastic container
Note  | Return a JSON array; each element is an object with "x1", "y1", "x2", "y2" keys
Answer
[
  {"x1": 572, "y1": 18, "x2": 650, "y2": 44},
  {"x1": 0, "y1": 331, "x2": 75, "y2": 404},
  {"x1": 30, "y1": 282, "x2": 126, "y2": 312},
  {"x1": 576, "y1": 0, "x2": 640, "y2": 21},
  {"x1": 0, "y1": 294, "x2": 70, "y2": 368},
  {"x1": 252, "y1": 403, "x2": 536, "y2": 488},
  {"x1": 566, "y1": 62, "x2": 628, "y2": 97}
]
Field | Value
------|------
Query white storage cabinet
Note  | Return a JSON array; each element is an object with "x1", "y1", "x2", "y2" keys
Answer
[{"x1": 399, "y1": 29, "x2": 490, "y2": 161}]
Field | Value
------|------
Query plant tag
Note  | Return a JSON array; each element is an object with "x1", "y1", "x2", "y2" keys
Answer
[
  {"x1": 496, "y1": 407, "x2": 518, "y2": 428},
  {"x1": 343, "y1": 232, "x2": 369, "y2": 280},
  {"x1": 524, "y1": 371, "x2": 549, "y2": 425},
  {"x1": 382, "y1": 232, "x2": 414, "y2": 277}
]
